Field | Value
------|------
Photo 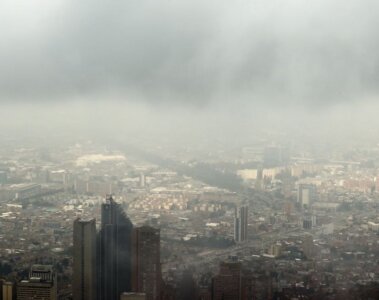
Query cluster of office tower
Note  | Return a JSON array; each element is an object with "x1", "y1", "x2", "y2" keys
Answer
[{"x1": 73, "y1": 195, "x2": 161, "y2": 300}]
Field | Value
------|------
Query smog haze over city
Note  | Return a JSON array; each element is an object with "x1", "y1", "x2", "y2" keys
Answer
[{"x1": 1, "y1": 1, "x2": 379, "y2": 300}]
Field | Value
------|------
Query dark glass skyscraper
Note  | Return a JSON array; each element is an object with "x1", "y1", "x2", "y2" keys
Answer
[{"x1": 98, "y1": 195, "x2": 133, "y2": 300}]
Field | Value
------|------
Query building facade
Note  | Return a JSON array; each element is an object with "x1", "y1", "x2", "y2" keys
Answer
[
  {"x1": 2, "y1": 281, "x2": 14, "y2": 300},
  {"x1": 98, "y1": 195, "x2": 133, "y2": 300},
  {"x1": 297, "y1": 184, "x2": 317, "y2": 209},
  {"x1": 234, "y1": 206, "x2": 248, "y2": 242},
  {"x1": 73, "y1": 218, "x2": 97, "y2": 300},
  {"x1": 17, "y1": 265, "x2": 57, "y2": 300},
  {"x1": 120, "y1": 293, "x2": 147, "y2": 300},
  {"x1": 212, "y1": 261, "x2": 242, "y2": 300},
  {"x1": 132, "y1": 226, "x2": 161, "y2": 300}
]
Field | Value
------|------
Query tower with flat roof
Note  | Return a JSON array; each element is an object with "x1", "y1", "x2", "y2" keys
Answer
[
  {"x1": 73, "y1": 218, "x2": 96, "y2": 300},
  {"x1": 234, "y1": 206, "x2": 248, "y2": 242},
  {"x1": 17, "y1": 265, "x2": 57, "y2": 300},
  {"x1": 132, "y1": 226, "x2": 161, "y2": 300}
]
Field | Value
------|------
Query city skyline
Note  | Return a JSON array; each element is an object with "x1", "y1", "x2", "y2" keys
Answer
[{"x1": 1, "y1": 0, "x2": 379, "y2": 299}]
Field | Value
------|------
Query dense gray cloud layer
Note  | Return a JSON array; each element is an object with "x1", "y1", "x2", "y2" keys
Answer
[{"x1": 0, "y1": 0, "x2": 378, "y2": 108}]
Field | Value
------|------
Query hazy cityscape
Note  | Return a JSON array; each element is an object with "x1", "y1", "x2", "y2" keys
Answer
[
  {"x1": 1, "y1": 138, "x2": 379, "y2": 299},
  {"x1": 2, "y1": 0, "x2": 379, "y2": 299}
]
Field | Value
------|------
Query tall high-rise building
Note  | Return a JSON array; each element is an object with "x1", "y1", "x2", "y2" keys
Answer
[
  {"x1": 120, "y1": 293, "x2": 147, "y2": 300},
  {"x1": 17, "y1": 265, "x2": 57, "y2": 300},
  {"x1": 2, "y1": 281, "x2": 14, "y2": 300},
  {"x1": 98, "y1": 195, "x2": 133, "y2": 300},
  {"x1": 297, "y1": 184, "x2": 317, "y2": 209},
  {"x1": 212, "y1": 260, "x2": 242, "y2": 300},
  {"x1": 132, "y1": 226, "x2": 161, "y2": 300},
  {"x1": 73, "y1": 218, "x2": 97, "y2": 300},
  {"x1": 302, "y1": 234, "x2": 315, "y2": 259},
  {"x1": 234, "y1": 206, "x2": 248, "y2": 242},
  {"x1": 139, "y1": 173, "x2": 145, "y2": 188},
  {"x1": 0, "y1": 170, "x2": 7, "y2": 184}
]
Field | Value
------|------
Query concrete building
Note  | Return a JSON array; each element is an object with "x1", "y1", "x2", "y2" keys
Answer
[
  {"x1": 13, "y1": 183, "x2": 42, "y2": 200},
  {"x1": 212, "y1": 261, "x2": 242, "y2": 300},
  {"x1": 132, "y1": 226, "x2": 161, "y2": 300},
  {"x1": 302, "y1": 214, "x2": 317, "y2": 230},
  {"x1": 139, "y1": 173, "x2": 145, "y2": 188},
  {"x1": 17, "y1": 265, "x2": 57, "y2": 300},
  {"x1": 73, "y1": 218, "x2": 97, "y2": 300},
  {"x1": 2, "y1": 281, "x2": 15, "y2": 300},
  {"x1": 268, "y1": 243, "x2": 282, "y2": 257},
  {"x1": 0, "y1": 171, "x2": 7, "y2": 184},
  {"x1": 234, "y1": 206, "x2": 248, "y2": 242},
  {"x1": 297, "y1": 184, "x2": 317, "y2": 209},
  {"x1": 120, "y1": 292, "x2": 147, "y2": 300},
  {"x1": 302, "y1": 234, "x2": 315, "y2": 259}
]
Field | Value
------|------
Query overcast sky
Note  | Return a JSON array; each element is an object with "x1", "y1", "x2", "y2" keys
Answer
[{"x1": 1, "y1": 0, "x2": 378, "y2": 142}]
